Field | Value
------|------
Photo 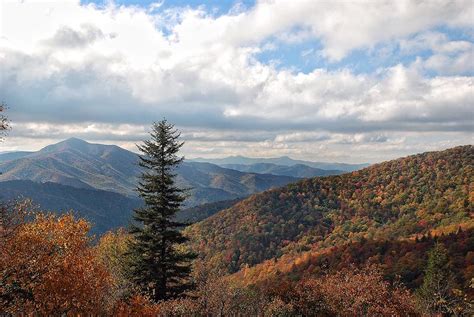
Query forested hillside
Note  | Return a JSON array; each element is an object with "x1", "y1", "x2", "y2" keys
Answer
[
  {"x1": 186, "y1": 146, "x2": 473, "y2": 274},
  {"x1": 232, "y1": 228, "x2": 473, "y2": 293}
]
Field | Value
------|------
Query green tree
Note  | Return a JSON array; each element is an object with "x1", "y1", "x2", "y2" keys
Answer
[
  {"x1": 128, "y1": 119, "x2": 195, "y2": 301},
  {"x1": 416, "y1": 243, "x2": 459, "y2": 315}
]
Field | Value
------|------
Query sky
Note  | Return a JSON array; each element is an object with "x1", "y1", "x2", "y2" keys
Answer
[{"x1": 0, "y1": 0, "x2": 473, "y2": 163}]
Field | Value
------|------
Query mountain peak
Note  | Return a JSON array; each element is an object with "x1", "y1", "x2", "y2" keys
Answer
[
  {"x1": 64, "y1": 137, "x2": 87, "y2": 143},
  {"x1": 63, "y1": 137, "x2": 89, "y2": 146},
  {"x1": 39, "y1": 137, "x2": 91, "y2": 153}
]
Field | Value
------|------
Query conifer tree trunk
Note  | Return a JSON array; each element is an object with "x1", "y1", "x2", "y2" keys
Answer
[{"x1": 128, "y1": 119, "x2": 195, "y2": 301}]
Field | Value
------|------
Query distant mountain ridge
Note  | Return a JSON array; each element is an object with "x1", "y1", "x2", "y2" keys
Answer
[
  {"x1": 0, "y1": 138, "x2": 301, "y2": 207},
  {"x1": 190, "y1": 155, "x2": 368, "y2": 172},
  {"x1": 176, "y1": 162, "x2": 298, "y2": 206},
  {"x1": 220, "y1": 163, "x2": 344, "y2": 178}
]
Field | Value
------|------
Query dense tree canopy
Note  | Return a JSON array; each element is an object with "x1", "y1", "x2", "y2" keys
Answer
[
  {"x1": 0, "y1": 207, "x2": 112, "y2": 315},
  {"x1": 186, "y1": 146, "x2": 473, "y2": 275}
]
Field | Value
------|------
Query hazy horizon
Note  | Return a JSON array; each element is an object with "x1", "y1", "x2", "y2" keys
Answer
[{"x1": 1, "y1": 136, "x2": 471, "y2": 165}]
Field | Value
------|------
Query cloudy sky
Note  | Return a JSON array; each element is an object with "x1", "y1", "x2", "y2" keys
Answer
[{"x1": 0, "y1": 0, "x2": 473, "y2": 163}]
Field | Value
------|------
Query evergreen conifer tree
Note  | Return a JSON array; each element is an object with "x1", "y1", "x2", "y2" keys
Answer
[
  {"x1": 417, "y1": 243, "x2": 458, "y2": 315},
  {"x1": 129, "y1": 119, "x2": 195, "y2": 301}
]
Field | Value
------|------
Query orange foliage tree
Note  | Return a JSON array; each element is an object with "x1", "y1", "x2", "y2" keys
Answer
[
  {"x1": 0, "y1": 208, "x2": 112, "y2": 315},
  {"x1": 291, "y1": 265, "x2": 419, "y2": 316}
]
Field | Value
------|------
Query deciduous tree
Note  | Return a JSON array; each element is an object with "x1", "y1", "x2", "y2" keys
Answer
[{"x1": 0, "y1": 212, "x2": 112, "y2": 315}]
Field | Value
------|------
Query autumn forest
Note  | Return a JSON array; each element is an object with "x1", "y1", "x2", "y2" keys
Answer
[{"x1": 0, "y1": 103, "x2": 473, "y2": 316}]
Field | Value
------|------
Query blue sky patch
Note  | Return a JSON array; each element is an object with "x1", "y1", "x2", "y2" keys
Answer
[{"x1": 81, "y1": 0, "x2": 256, "y2": 15}]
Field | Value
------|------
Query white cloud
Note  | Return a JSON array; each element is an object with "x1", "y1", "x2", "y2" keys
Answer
[
  {"x1": 0, "y1": 0, "x2": 473, "y2": 162},
  {"x1": 244, "y1": 0, "x2": 474, "y2": 61},
  {"x1": 42, "y1": 24, "x2": 105, "y2": 49},
  {"x1": 424, "y1": 50, "x2": 474, "y2": 75},
  {"x1": 400, "y1": 31, "x2": 474, "y2": 75},
  {"x1": 400, "y1": 31, "x2": 472, "y2": 55}
]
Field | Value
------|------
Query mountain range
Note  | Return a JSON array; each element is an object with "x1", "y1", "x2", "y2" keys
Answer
[
  {"x1": 0, "y1": 138, "x2": 303, "y2": 206},
  {"x1": 0, "y1": 138, "x2": 140, "y2": 195},
  {"x1": 0, "y1": 138, "x2": 350, "y2": 232},
  {"x1": 190, "y1": 155, "x2": 368, "y2": 172},
  {"x1": 220, "y1": 163, "x2": 344, "y2": 178}
]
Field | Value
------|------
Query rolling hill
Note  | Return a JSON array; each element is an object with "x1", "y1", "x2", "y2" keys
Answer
[
  {"x1": 185, "y1": 145, "x2": 473, "y2": 280},
  {"x1": 0, "y1": 138, "x2": 300, "y2": 207},
  {"x1": 231, "y1": 227, "x2": 473, "y2": 295}
]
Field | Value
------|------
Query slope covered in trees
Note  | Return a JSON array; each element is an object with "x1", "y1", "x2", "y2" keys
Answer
[
  {"x1": 231, "y1": 228, "x2": 473, "y2": 293},
  {"x1": 186, "y1": 146, "x2": 473, "y2": 274},
  {"x1": 1, "y1": 204, "x2": 423, "y2": 315}
]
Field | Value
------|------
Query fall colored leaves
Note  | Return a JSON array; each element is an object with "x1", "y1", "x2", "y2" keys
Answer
[
  {"x1": 0, "y1": 202, "x2": 418, "y2": 316},
  {"x1": 0, "y1": 203, "x2": 111, "y2": 314}
]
